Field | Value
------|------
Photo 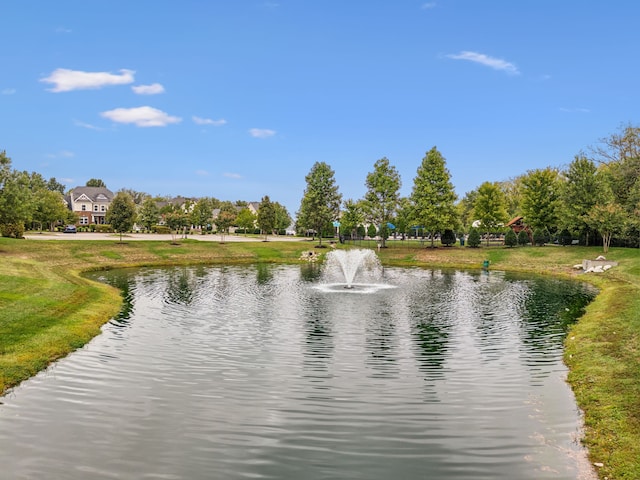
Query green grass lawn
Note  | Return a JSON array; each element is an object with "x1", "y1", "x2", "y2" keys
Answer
[{"x1": 1, "y1": 236, "x2": 639, "y2": 478}]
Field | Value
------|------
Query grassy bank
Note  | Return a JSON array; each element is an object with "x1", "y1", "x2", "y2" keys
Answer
[{"x1": 1, "y1": 236, "x2": 639, "y2": 479}]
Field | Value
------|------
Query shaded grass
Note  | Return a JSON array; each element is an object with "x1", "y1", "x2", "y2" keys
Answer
[{"x1": 1, "y1": 237, "x2": 639, "y2": 478}]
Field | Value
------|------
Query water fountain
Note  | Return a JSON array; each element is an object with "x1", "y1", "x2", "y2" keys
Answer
[{"x1": 318, "y1": 248, "x2": 394, "y2": 293}]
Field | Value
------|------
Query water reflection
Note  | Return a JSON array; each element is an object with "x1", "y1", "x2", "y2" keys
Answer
[{"x1": 0, "y1": 265, "x2": 596, "y2": 480}]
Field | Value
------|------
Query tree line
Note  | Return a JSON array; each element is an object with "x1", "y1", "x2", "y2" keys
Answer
[
  {"x1": 1, "y1": 124, "x2": 639, "y2": 249},
  {"x1": 296, "y1": 125, "x2": 640, "y2": 252}
]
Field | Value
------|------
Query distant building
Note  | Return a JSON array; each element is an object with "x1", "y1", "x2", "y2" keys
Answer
[{"x1": 66, "y1": 186, "x2": 114, "y2": 225}]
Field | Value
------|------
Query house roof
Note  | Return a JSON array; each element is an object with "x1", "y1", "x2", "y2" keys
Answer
[
  {"x1": 506, "y1": 216, "x2": 524, "y2": 227},
  {"x1": 68, "y1": 186, "x2": 114, "y2": 203}
]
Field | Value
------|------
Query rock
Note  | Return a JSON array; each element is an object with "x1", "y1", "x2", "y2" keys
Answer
[
  {"x1": 573, "y1": 264, "x2": 584, "y2": 270},
  {"x1": 595, "y1": 255, "x2": 606, "y2": 261}
]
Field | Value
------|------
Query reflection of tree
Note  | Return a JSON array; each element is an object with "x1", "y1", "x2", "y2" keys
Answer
[
  {"x1": 299, "y1": 263, "x2": 322, "y2": 283},
  {"x1": 365, "y1": 305, "x2": 398, "y2": 377},
  {"x1": 413, "y1": 320, "x2": 450, "y2": 377},
  {"x1": 98, "y1": 271, "x2": 136, "y2": 327},
  {"x1": 256, "y1": 263, "x2": 273, "y2": 285},
  {"x1": 517, "y1": 277, "x2": 595, "y2": 360},
  {"x1": 302, "y1": 296, "x2": 334, "y2": 375},
  {"x1": 165, "y1": 267, "x2": 195, "y2": 305}
]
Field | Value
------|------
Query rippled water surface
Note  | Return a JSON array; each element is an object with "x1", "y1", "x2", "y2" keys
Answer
[{"x1": 0, "y1": 265, "x2": 595, "y2": 479}]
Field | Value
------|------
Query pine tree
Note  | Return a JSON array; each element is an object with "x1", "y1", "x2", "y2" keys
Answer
[{"x1": 409, "y1": 147, "x2": 458, "y2": 247}]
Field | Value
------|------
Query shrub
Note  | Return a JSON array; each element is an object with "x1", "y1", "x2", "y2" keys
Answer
[
  {"x1": 153, "y1": 225, "x2": 171, "y2": 234},
  {"x1": 441, "y1": 229, "x2": 456, "y2": 246},
  {"x1": 533, "y1": 228, "x2": 550, "y2": 246},
  {"x1": 517, "y1": 230, "x2": 530, "y2": 246},
  {"x1": 1, "y1": 223, "x2": 25, "y2": 238},
  {"x1": 558, "y1": 228, "x2": 573, "y2": 246},
  {"x1": 467, "y1": 227, "x2": 481, "y2": 248},
  {"x1": 94, "y1": 224, "x2": 112, "y2": 233},
  {"x1": 504, "y1": 229, "x2": 518, "y2": 247}
]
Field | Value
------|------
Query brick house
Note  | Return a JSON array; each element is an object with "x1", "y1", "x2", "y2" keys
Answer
[{"x1": 66, "y1": 186, "x2": 114, "y2": 225}]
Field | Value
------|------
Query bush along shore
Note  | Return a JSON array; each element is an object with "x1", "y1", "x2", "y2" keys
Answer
[{"x1": 0, "y1": 236, "x2": 639, "y2": 479}]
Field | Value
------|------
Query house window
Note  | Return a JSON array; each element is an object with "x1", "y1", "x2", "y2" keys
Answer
[
  {"x1": 79, "y1": 217, "x2": 88, "y2": 225},
  {"x1": 94, "y1": 205, "x2": 98, "y2": 211},
  {"x1": 101, "y1": 205, "x2": 106, "y2": 212},
  {"x1": 82, "y1": 205, "x2": 86, "y2": 211}
]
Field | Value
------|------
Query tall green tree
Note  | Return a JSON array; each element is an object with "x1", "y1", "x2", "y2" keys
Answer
[
  {"x1": 520, "y1": 168, "x2": 561, "y2": 233},
  {"x1": 340, "y1": 199, "x2": 365, "y2": 239},
  {"x1": 164, "y1": 210, "x2": 189, "y2": 242},
  {"x1": 139, "y1": 198, "x2": 160, "y2": 231},
  {"x1": 86, "y1": 178, "x2": 106, "y2": 188},
  {"x1": 297, "y1": 162, "x2": 342, "y2": 246},
  {"x1": 0, "y1": 159, "x2": 33, "y2": 238},
  {"x1": 409, "y1": 147, "x2": 458, "y2": 247},
  {"x1": 215, "y1": 201, "x2": 238, "y2": 242},
  {"x1": 106, "y1": 192, "x2": 137, "y2": 242},
  {"x1": 473, "y1": 182, "x2": 508, "y2": 246},
  {"x1": 273, "y1": 202, "x2": 292, "y2": 233},
  {"x1": 561, "y1": 155, "x2": 603, "y2": 245},
  {"x1": 362, "y1": 157, "x2": 401, "y2": 248},
  {"x1": 236, "y1": 208, "x2": 257, "y2": 235},
  {"x1": 32, "y1": 189, "x2": 68, "y2": 232},
  {"x1": 257, "y1": 195, "x2": 276, "y2": 241},
  {"x1": 190, "y1": 198, "x2": 213, "y2": 231},
  {"x1": 586, "y1": 203, "x2": 627, "y2": 253}
]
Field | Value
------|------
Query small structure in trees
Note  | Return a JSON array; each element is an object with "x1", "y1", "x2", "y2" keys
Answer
[{"x1": 506, "y1": 216, "x2": 533, "y2": 243}]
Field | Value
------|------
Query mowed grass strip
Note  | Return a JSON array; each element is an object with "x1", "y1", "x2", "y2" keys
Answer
[{"x1": 0, "y1": 236, "x2": 639, "y2": 478}]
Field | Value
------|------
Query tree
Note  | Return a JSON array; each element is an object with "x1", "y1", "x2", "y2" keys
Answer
[
  {"x1": 236, "y1": 208, "x2": 257, "y2": 235},
  {"x1": 362, "y1": 157, "x2": 401, "y2": 248},
  {"x1": 297, "y1": 162, "x2": 342, "y2": 246},
  {"x1": 164, "y1": 210, "x2": 189, "y2": 243},
  {"x1": 473, "y1": 182, "x2": 508, "y2": 246},
  {"x1": 257, "y1": 195, "x2": 276, "y2": 241},
  {"x1": 409, "y1": 147, "x2": 458, "y2": 247},
  {"x1": 504, "y1": 229, "x2": 518, "y2": 247},
  {"x1": 520, "y1": 168, "x2": 561, "y2": 232},
  {"x1": 586, "y1": 203, "x2": 627, "y2": 253},
  {"x1": 273, "y1": 202, "x2": 292, "y2": 233},
  {"x1": 215, "y1": 201, "x2": 237, "y2": 242},
  {"x1": 467, "y1": 227, "x2": 481, "y2": 248},
  {"x1": 190, "y1": 198, "x2": 213, "y2": 232},
  {"x1": 533, "y1": 228, "x2": 550, "y2": 246},
  {"x1": 517, "y1": 229, "x2": 530, "y2": 246},
  {"x1": 106, "y1": 192, "x2": 137, "y2": 242},
  {"x1": 561, "y1": 155, "x2": 602, "y2": 246},
  {"x1": 0, "y1": 167, "x2": 33, "y2": 238},
  {"x1": 558, "y1": 228, "x2": 573, "y2": 246},
  {"x1": 441, "y1": 229, "x2": 456, "y2": 246},
  {"x1": 86, "y1": 178, "x2": 106, "y2": 188},
  {"x1": 46, "y1": 177, "x2": 66, "y2": 194},
  {"x1": 32, "y1": 189, "x2": 68, "y2": 232},
  {"x1": 341, "y1": 199, "x2": 365, "y2": 240},
  {"x1": 139, "y1": 198, "x2": 160, "y2": 231}
]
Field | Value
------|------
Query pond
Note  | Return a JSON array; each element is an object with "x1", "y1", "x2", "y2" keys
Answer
[{"x1": 0, "y1": 263, "x2": 596, "y2": 479}]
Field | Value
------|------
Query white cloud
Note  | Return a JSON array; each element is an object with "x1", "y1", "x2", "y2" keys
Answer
[
  {"x1": 132, "y1": 83, "x2": 165, "y2": 95},
  {"x1": 74, "y1": 119, "x2": 103, "y2": 130},
  {"x1": 421, "y1": 2, "x2": 436, "y2": 9},
  {"x1": 55, "y1": 26, "x2": 72, "y2": 33},
  {"x1": 224, "y1": 172, "x2": 242, "y2": 179},
  {"x1": 193, "y1": 116, "x2": 227, "y2": 126},
  {"x1": 249, "y1": 128, "x2": 276, "y2": 138},
  {"x1": 1, "y1": 88, "x2": 16, "y2": 95},
  {"x1": 45, "y1": 150, "x2": 75, "y2": 159},
  {"x1": 196, "y1": 169, "x2": 209, "y2": 176},
  {"x1": 446, "y1": 51, "x2": 520, "y2": 75},
  {"x1": 559, "y1": 107, "x2": 590, "y2": 113},
  {"x1": 100, "y1": 106, "x2": 182, "y2": 127},
  {"x1": 41, "y1": 68, "x2": 135, "y2": 92}
]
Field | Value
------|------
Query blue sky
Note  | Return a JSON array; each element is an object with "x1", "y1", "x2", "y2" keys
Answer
[{"x1": 2, "y1": 1, "x2": 639, "y2": 215}]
